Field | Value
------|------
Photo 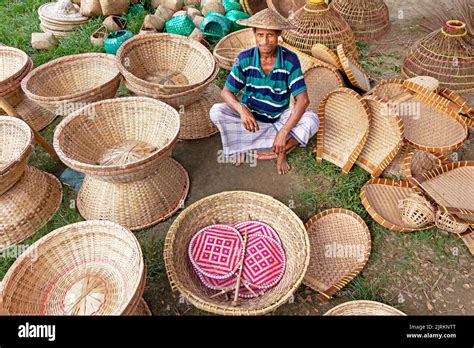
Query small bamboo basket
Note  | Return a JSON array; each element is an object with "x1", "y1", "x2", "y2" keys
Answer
[
  {"x1": 399, "y1": 194, "x2": 436, "y2": 229},
  {"x1": 435, "y1": 210, "x2": 469, "y2": 235}
]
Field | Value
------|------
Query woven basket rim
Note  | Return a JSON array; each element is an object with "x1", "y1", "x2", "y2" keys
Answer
[
  {"x1": 304, "y1": 208, "x2": 371, "y2": 300},
  {"x1": 437, "y1": 87, "x2": 473, "y2": 117},
  {"x1": 337, "y1": 44, "x2": 371, "y2": 92},
  {"x1": 324, "y1": 300, "x2": 406, "y2": 316},
  {"x1": 116, "y1": 33, "x2": 216, "y2": 92},
  {"x1": 213, "y1": 28, "x2": 255, "y2": 70},
  {"x1": 0, "y1": 58, "x2": 33, "y2": 95},
  {"x1": 1, "y1": 220, "x2": 145, "y2": 316},
  {"x1": 0, "y1": 116, "x2": 34, "y2": 176},
  {"x1": 53, "y1": 96, "x2": 180, "y2": 174},
  {"x1": 280, "y1": 41, "x2": 335, "y2": 71},
  {"x1": 0, "y1": 46, "x2": 30, "y2": 88},
  {"x1": 317, "y1": 87, "x2": 371, "y2": 174},
  {"x1": 403, "y1": 149, "x2": 452, "y2": 185},
  {"x1": 21, "y1": 53, "x2": 120, "y2": 103},
  {"x1": 311, "y1": 43, "x2": 342, "y2": 70},
  {"x1": 164, "y1": 190, "x2": 310, "y2": 315},
  {"x1": 360, "y1": 177, "x2": 435, "y2": 232}
]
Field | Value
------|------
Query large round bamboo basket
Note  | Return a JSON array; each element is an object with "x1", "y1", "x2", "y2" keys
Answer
[
  {"x1": 164, "y1": 191, "x2": 310, "y2": 315},
  {"x1": 324, "y1": 300, "x2": 406, "y2": 316},
  {"x1": 0, "y1": 116, "x2": 34, "y2": 195},
  {"x1": 213, "y1": 28, "x2": 256, "y2": 71},
  {"x1": 21, "y1": 53, "x2": 120, "y2": 116},
  {"x1": 0, "y1": 220, "x2": 145, "y2": 315},
  {"x1": 0, "y1": 46, "x2": 30, "y2": 93}
]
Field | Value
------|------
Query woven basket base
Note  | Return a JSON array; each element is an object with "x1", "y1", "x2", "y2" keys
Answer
[
  {"x1": 77, "y1": 157, "x2": 190, "y2": 230},
  {"x1": 0, "y1": 96, "x2": 57, "y2": 131},
  {"x1": 0, "y1": 166, "x2": 62, "y2": 252},
  {"x1": 129, "y1": 298, "x2": 152, "y2": 316}
]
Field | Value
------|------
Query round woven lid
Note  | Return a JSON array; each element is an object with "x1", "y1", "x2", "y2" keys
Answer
[
  {"x1": 236, "y1": 8, "x2": 297, "y2": 30},
  {"x1": 38, "y1": 2, "x2": 89, "y2": 23},
  {"x1": 324, "y1": 300, "x2": 406, "y2": 316}
]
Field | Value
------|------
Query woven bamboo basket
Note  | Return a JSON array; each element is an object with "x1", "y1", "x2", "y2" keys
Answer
[
  {"x1": 0, "y1": 96, "x2": 57, "y2": 132},
  {"x1": 213, "y1": 28, "x2": 256, "y2": 71},
  {"x1": 399, "y1": 194, "x2": 435, "y2": 229},
  {"x1": 337, "y1": 44, "x2": 372, "y2": 92},
  {"x1": 164, "y1": 191, "x2": 309, "y2": 315},
  {"x1": 311, "y1": 43, "x2": 343, "y2": 70},
  {"x1": 412, "y1": 161, "x2": 474, "y2": 222},
  {"x1": 435, "y1": 210, "x2": 469, "y2": 235},
  {"x1": 356, "y1": 95, "x2": 404, "y2": 178},
  {"x1": 178, "y1": 83, "x2": 220, "y2": 140},
  {"x1": 1, "y1": 220, "x2": 145, "y2": 315},
  {"x1": 403, "y1": 149, "x2": 452, "y2": 185},
  {"x1": 54, "y1": 97, "x2": 180, "y2": 183},
  {"x1": 331, "y1": 0, "x2": 390, "y2": 42},
  {"x1": 240, "y1": 0, "x2": 267, "y2": 15},
  {"x1": 324, "y1": 300, "x2": 406, "y2": 316},
  {"x1": 279, "y1": 41, "x2": 334, "y2": 73},
  {"x1": 382, "y1": 143, "x2": 410, "y2": 179},
  {"x1": 317, "y1": 87, "x2": 371, "y2": 174},
  {"x1": 116, "y1": 33, "x2": 216, "y2": 95},
  {"x1": 402, "y1": 20, "x2": 474, "y2": 93},
  {"x1": 123, "y1": 58, "x2": 220, "y2": 109},
  {"x1": 0, "y1": 56, "x2": 33, "y2": 108},
  {"x1": 129, "y1": 298, "x2": 152, "y2": 316},
  {"x1": 304, "y1": 208, "x2": 371, "y2": 301},
  {"x1": 370, "y1": 79, "x2": 468, "y2": 153},
  {"x1": 437, "y1": 87, "x2": 474, "y2": 117},
  {"x1": 0, "y1": 116, "x2": 34, "y2": 195},
  {"x1": 0, "y1": 46, "x2": 30, "y2": 93},
  {"x1": 282, "y1": 0, "x2": 358, "y2": 60},
  {"x1": 21, "y1": 53, "x2": 120, "y2": 116},
  {"x1": 407, "y1": 76, "x2": 440, "y2": 92},
  {"x1": 361, "y1": 178, "x2": 435, "y2": 232},
  {"x1": 267, "y1": 0, "x2": 306, "y2": 19},
  {"x1": 0, "y1": 166, "x2": 62, "y2": 252}
]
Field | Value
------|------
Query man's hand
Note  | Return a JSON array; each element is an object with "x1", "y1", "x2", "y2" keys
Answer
[
  {"x1": 239, "y1": 105, "x2": 259, "y2": 132},
  {"x1": 273, "y1": 128, "x2": 288, "y2": 154}
]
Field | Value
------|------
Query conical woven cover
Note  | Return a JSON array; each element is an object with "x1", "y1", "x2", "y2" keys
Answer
[
  {"x1": 402, "y1": 21, "x2": 474, "y2": 93},
  {"x1": 282, "y1": 0, "x2": 358, "y2": 60},
  {"x1": 331, "y1": 0, "x2": 390, "y2": 41}
]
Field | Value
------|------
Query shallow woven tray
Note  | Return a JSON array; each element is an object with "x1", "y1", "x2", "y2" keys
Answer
[
  {"x1": 266, "y1": 0, "x2": 305, "y2": 18},
  {"x1": 304, "y1": 208, "x2": 371, "y2": 301},
  {"x1": 280, "y1": 41, "x2": 333, "y2": 73},
  {"x1": 213, "y1": 28, "x2": 256, "y2": 71},
  {"x1": 0, "y1": 96, "x2": 57, "y2": 131},
  {"x1": 178, "y1": 83, "x2": 220, "y2": 140},
  {"x1": 337, "y1": 44, "x2": 372, "y2": 92},
  {"x1": 370, "y1": 80, "x2": 468, "y2": 153},
  {"x1": 356, "y1": 95, "x2": 405, "y2": 178},
  {"x1": 382, "y1": 143, "x2": 410, "y2": 179},
  {"x1": 317, "y1": 87, "x2": 371, "y2": 174},
  {"x1": 0, "y1": 166, "x2": 62, "y2": 252},
  {"x1": 240, "y1": 0, "x2": 268, "y2": 15},
  {"x1": 0, "y1": 116, "x2": 34, "y2": 195},
  {"x1": 164, "y1": 191, "x2": 309, "y2": 316},
  {"x1": 0, "y1": 46, "x2": 29, "y2": 91},
  {"x1": 129, "y1": 298, "x2": 152, "y2": 316},
  {"x1": 403, "y1": 149, "x2": 452, "y2": 185},
  {"x1": 1, "y1": 220, "x2": 144, "y2": 315},
  {"x1": 412, "y1": 162, "x2": 474, "y2": 219},
  {"x1": 361, "y1": 178, "x2": 435, "y2": 232},
  {"x1": 21, "y1": 53, "x2": 120, "y2": 116},
  {"x1": 77, "y1": 157, "x2": 190, "y2": 231},
  {"x1": 38, "y1": 2, "x2": 89, "y2": 23},
  {"x1": 54, "y1": 97, "x2": 180, "y2": 183},
  {"x1": 117, "y1": 33, "x2": 216, "y2": 95},
  {"x1": 311, "y1": 43, "x2": 342, "y2": 70},
  {"x1": 324, "y1": 300, "x2": 406, "y2": 316}
]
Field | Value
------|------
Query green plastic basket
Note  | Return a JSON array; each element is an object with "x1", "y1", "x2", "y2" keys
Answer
[
  {"x1": 223, "y1": 0, "x2": 243, "y2": 13},
  {"x1": 226, "y1": 10, "x2": 250, "y2": 32},
  {"x1": 200, "y1": 12, "x2": 232, "y2": 41},
  {"x1": 165, "y1": 15, "x2": 195, "y2": 37}
]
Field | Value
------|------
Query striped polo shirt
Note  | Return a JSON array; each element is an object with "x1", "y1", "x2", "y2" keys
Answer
[{"x1": 225, "y1": 45, "x2": 307, "y2": 123}]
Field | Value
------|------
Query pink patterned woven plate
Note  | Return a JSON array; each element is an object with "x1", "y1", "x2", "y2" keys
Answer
[
  {"x1": 234, "y1": 221, "x2": 282, "y2": 246},
  {"x1": 188, "y1": 224, "x2": 244, "y2": 280}
]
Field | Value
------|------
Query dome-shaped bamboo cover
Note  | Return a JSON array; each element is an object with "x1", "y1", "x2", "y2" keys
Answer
[
  {"x1": 402, "y1": 20, "x2": 474, "y2": 93},
  {"x1": 282, "y1": 0, "x2": 358, "y2": 60},
  {"x1": 331, "y1": 0, "x2": 390, "y2": 42}
]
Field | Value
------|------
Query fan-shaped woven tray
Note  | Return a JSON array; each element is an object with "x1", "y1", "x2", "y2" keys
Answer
[
  {"x1": 356, "y1": 95, "x2": 404, "y2": 178},
  {"x1": 0, "y1": 166, "x2": 62, "y2": 252},
  {"x1": 21, "y1": 53, "x2": 120, "y2": 116},
  {"x1": 279, "y1": 41, "x2": 333, "y2": 73},
  {"x1": 116, "y1": 33, "x2": 216, "y2": 94},
  {"x1": 0, "y1": 116, "x2": 34, "y2": 195},
  {"x1": 361, "y1": 178, "x2": 435, "y2": 232},
  {"x1": 337, "y1": 44, "x2": 372, "y2": 92},
  {"x1": 403, "y1": 149, "x2": 452, "y2": 185},
  {"x1": 382, "y1": 143, "x2": 410, "y2": 179},
  {"x1": 304, "y1": 208, "x2": 371, "y2": 301},
  {"x1": 412, "y1": 162, "x2": 474, "y2": 220},
  {"x1": 267, "y1": 0, "x2": 305, "y2": 19},
  {"x1": 317, "y1": 87, "x2": 371, "y2": 174},
  {"x1": 0, "y1": 96, "x2": 57, "y2": 131},
  {"x1": 178, "y1": 83, "x2": 220, "y2": 140},
  {"x1": 129, "y1": 298, "x2": 152, "y2": 316},
  {"x1": 371, "y1": 80, "x2": 468, "y2": 153},
  {"x1": 311, "y1": 43, "x2": 342, "y2": 70},
  {"x1": 324, "y1": 300, "x2": 406, "y2": 316},
  {"x1": 164, "y1": 191, "x2": 309, "y2": 316},
  {"x1": 240, "y1": 0, "x2": 268, "y2": 15},
  {"x1": 1, "y1": 220, "x2": 144, "y2": 315},
  {"x1": 78, "y1": 158, "x2": 189, "y2": 230},
  {"x1": 213, "y1": 28, "x2": 256, "y2": 71}
]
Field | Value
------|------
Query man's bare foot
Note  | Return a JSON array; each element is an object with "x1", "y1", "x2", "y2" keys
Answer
[
  {"x1": 232, "y1": 153, "x2": 246, "y2": 167},
  {"x1": 277, "y1": 152, "x2": 290, "y2": 175}
]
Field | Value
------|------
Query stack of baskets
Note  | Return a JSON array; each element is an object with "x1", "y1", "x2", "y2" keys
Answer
[
  {"x1": 53, "y1": 97, "x2": 190, "y2": 230},
  {"x1": 0, "y1": 116, "x2": 62, "y2": 252},
  {"x1": 0, "y1": 221, "x2": 147, "y2": 315},
  {"x1": 0, "y1": 47, "x2": 33, "y2": 108},
  {"x1": 21, "y1": 53, "x2": 121, "y2": 116},
  {"x1": 38, "y1": 2, "x2": 90, "y2": 38}
]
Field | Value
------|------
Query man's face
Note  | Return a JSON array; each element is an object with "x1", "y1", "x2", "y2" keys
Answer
[{"x1": 254, "y1": 28, "x2": 280, "y2": 54}]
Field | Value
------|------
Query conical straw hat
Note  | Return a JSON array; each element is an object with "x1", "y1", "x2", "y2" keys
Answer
[{"x1": 236, "y1": 8, "x2": 297, "y2": 30}]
